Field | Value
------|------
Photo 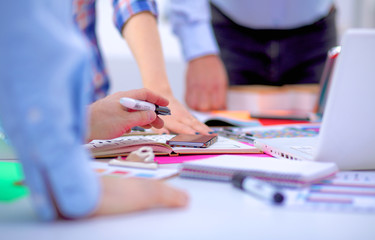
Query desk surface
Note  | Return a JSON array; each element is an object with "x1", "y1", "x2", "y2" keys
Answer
[{"x1": 1, "y1": 174, "x2": 375, "y2": 240}]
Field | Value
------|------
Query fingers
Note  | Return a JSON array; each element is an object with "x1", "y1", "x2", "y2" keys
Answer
[
  {"x1": 185, "y1": 55, "x2": 228, "y2": 111},
  {"x1": 180, "y1": 116, "x2": 212, "y2": 134},
  {"x1": 210, "y1": 76, "x2": 227, "y2": 110},
  {"x1": 210, "y1": 90, "x2": 226, "y2": 110},
  {"x1": 124, "y1": 110, "x2": 164, "y2": 130},
  {"x1": 153, "y1": 181, "x2": 189, "y2": 208},
  {"x1": 196, "y1": 90, "x2": 211, "y2": 112},
  {"x1": 151, "y1": 127, "x2": 170, "y2": 134},
  {"x1": 111, "y1": 89, "x2": 213, "y2": 135},
  {"x1": 125, "y1": 88, "x2": 169, "y2": 107},
  {"x1": 139, "y1": 115, "x2": 164, "y2": 129},
  {"x1": 185, "y1": 86, "x2": 199, "y2": 110},
  {"x1": 160, "y1": 95, "x2": 213, "y2": 134},
  {"x1": 122, "y1": 110, "x2": 157, "y2": 129},
  {"x1": 186, "y1": 88, "x2": 225, "y2": 111},
  {"x1": 162, "y1": 117, "x2": 196, "y2": 134},
  {"x1": 161, "y1": 115, "x2": 212, "y2": 135},
  {"x1": 94, "y1": 177, "x2": 188, "y2": 217}
]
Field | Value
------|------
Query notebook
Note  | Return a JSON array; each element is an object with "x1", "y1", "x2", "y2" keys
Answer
[
  {"x1": 86, "y1": 134, "x2": 261, "y2": 158},
  {"x1": 180, "y1": 155, "x2": 338, "y2": 187},
  {"x1": 254, "y1": 29, "x2": 375, "y2": 171}
]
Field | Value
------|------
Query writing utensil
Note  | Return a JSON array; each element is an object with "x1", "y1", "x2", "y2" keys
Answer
[
  {"x1": 120, "y1": 97, "x2": 171, "y2": 115},
  {"x1": 232, "y1": 173, "x2": 285, "y2": 205}
]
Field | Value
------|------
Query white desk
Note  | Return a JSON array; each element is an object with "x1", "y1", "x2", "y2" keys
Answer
[{"x1": 1, "y1": 175, "x2": 375, "y2": 240}]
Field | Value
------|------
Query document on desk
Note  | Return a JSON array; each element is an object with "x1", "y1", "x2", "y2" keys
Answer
[
  {"x1": 90, "y1": 161, "x2": 178, "y2": 180},
  {"x1": 285, "y1": 171, "x2": 375, "y2": 213},
  {"x1": 191, "y1": 110, "x2": 261, "y2": 127},
  {"x1": 87, "y1": 134, "x2": 261, "y2": 158}
]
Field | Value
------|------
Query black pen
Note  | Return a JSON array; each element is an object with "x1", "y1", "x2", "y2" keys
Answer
[{"x1": 232, "y1": 173, "x2": 285, "y2": 204}]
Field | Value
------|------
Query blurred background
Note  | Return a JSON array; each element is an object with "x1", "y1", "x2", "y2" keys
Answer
[{"x1": 96, "y1": 0, "x2": 375, "y2": 105}]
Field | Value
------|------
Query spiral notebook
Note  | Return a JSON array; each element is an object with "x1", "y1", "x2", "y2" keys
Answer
[
  {"x1": 86, "y1": 134, "x2": 261, "y2": 158},
  {"x1": 180, "y1": 155, "x2": 338, "y2": 187}
]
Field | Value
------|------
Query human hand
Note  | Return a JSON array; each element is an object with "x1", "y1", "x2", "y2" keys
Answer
[
  {"x1": 185, "y1": 55, "x2": 228, "y2": 111},
  {"x1": 87, "y1": 88, "x2": 168, "y2": 142},
  {"x1": 92, "y1": 176, "x2": 189, "y2": 216},
  {"x1": 153, "y1": 95, "x2": 213, "y2": 135}
]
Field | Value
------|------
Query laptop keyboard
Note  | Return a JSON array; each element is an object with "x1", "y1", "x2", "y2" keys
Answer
[
  {"x1": 290, "y1": 146, "x2": 314, "y2": 156},
  {"x1": 247, "y1": 127, "x2": 319, "y2": 139}
]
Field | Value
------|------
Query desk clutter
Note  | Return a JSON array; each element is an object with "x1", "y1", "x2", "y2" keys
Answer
[
  {"x1": 2, "y1": 123, "x2": 375, "y2": 214},
  {"x1": 285, "y1": 171, "x2": 375, "y2": 213},
  {"x1": 91, "y1": 160, "x2": 178, "y2": 180},
  {"x1": 86, "y1": 134, "x2": 260, "y2": 158},
  {"x1": 179, "y1": 155, "x2": 338, "y2": 187},
  {"x1": 85, "y1": 127, "x2": 375, "y2": 215},
  {"x1": 212, "y1": 124, "x2": 320, "y2": 144},
  {"x1": 177, "y1": 154, "x2": 375, "y2": 213}
]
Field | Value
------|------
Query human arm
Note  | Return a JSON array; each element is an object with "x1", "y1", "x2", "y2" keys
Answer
[
  {"x1": 0, "y1": 1, "x2": 100, "y2": 220},
  {"x1": 170, "y1": 0, "x2": 228, "y2": 111},
  {"x1": 112, "y1": 1, "x2": 211, "y2": 134},
  {"x1": 93, "y1": 177, "x2": 188, "y2": 216},
  {"x1": 0, "y1": 1, "x2": 187, "y2": 220}
]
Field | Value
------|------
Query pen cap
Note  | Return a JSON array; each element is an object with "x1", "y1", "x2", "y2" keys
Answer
[
  {"x1": 232, "y1": 173, "x2": 246, "y2": 190},
  {"x1": 155, "y1": 105, "x2": 171, "y2": 115},
  {"x1": 232, "y1": 173, "x2": 285, "y2": 204},
  {"x1": 273, "y1": 192, "x2": 284, "y2": 204}
]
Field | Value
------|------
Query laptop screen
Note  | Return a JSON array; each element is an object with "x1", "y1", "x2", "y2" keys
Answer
[{"x1": 315, "y1": 46, "x2": 341, "y2": 117}]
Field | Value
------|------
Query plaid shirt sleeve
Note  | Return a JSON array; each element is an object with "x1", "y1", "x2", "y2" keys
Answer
[{"x1": 112, "y1": 0, "x2": 158, "y2": 34}]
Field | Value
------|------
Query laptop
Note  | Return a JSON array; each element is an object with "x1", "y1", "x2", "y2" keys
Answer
[
  {"x1": 254, "y1": 29, "x2": 375, "y2": 170},
  {"x1": 251, "y1": 46, "x2": 340, "y2": 121}
]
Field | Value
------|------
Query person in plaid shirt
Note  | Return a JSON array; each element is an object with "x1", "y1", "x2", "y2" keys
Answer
[{"x1": 74, "y1": 0, "x2": 212, "y2": 139}]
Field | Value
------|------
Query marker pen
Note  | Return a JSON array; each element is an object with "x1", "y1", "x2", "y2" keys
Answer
[
  {"x1": 232, "y1": 173, "x2": 285, "y2": 204},
  {"x1": 120, "y1": 97, "x2": 171, "y2": 115}
]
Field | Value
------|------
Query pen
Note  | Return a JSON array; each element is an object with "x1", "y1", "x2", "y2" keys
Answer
[
  {"x1": 120, "y1": 97, "x2": 171, "y2": 115},
  {"x1": 232, "y1": 173, "x2": 285, "y2": 204}
]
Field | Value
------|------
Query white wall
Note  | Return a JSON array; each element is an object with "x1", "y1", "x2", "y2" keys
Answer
[{"x1": 96, "y1": 0, "x2": 375, "y2": 105}]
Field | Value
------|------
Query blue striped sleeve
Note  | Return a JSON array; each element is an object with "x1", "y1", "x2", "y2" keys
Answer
[{"x1": 112, "y1": 0, "x2": 158, "y2": 33}]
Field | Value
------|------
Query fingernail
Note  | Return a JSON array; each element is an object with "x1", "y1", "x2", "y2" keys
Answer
[
  {"x1": 195, "y1": 132, "x2": 200, "y2": 135},
  {"x1": 208, "y1": 131, "x2": 217, "y2": 134},
  {"x1": 178, "y1": 193, "x2": 188, "y2": 206},
  {"x1": 148, "y1": 111, "x2": 156, "y2": 121}
]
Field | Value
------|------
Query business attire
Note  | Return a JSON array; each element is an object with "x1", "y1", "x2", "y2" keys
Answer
[
  {"x1": 0, "y1": 1, "x2": 99, "y2": 220},
  {"x1": 73, "y1": 0, "x2": 158, "y2": 101},
  {"x1": 170, "y1": 0, "x2": 337, "y2": 86}
]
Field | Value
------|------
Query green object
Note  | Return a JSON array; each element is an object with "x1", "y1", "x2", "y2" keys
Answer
[{"x1": 0, "y1": 162, "x2": 29, "y2": 202}]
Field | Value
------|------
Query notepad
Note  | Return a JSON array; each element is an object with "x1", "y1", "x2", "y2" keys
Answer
[
  {"x1": 180, "y1": 155, "x2": 338, "y2": 187},
  {"x1": 86, "y1": 134, "x2": 261, "y2": 158}
]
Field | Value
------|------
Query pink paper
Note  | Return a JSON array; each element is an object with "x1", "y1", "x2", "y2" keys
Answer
[{"x1": 155, "y1": 153, "x2": 272, "y2": 164}]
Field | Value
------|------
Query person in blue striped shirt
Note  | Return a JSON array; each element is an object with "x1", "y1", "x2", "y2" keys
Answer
[
  {"x1": 74, "y1": 0, "x2": 212, "y2": 135},
  {"x1": 170, "y1": 0, "x2": 337, "y2": 111}
]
